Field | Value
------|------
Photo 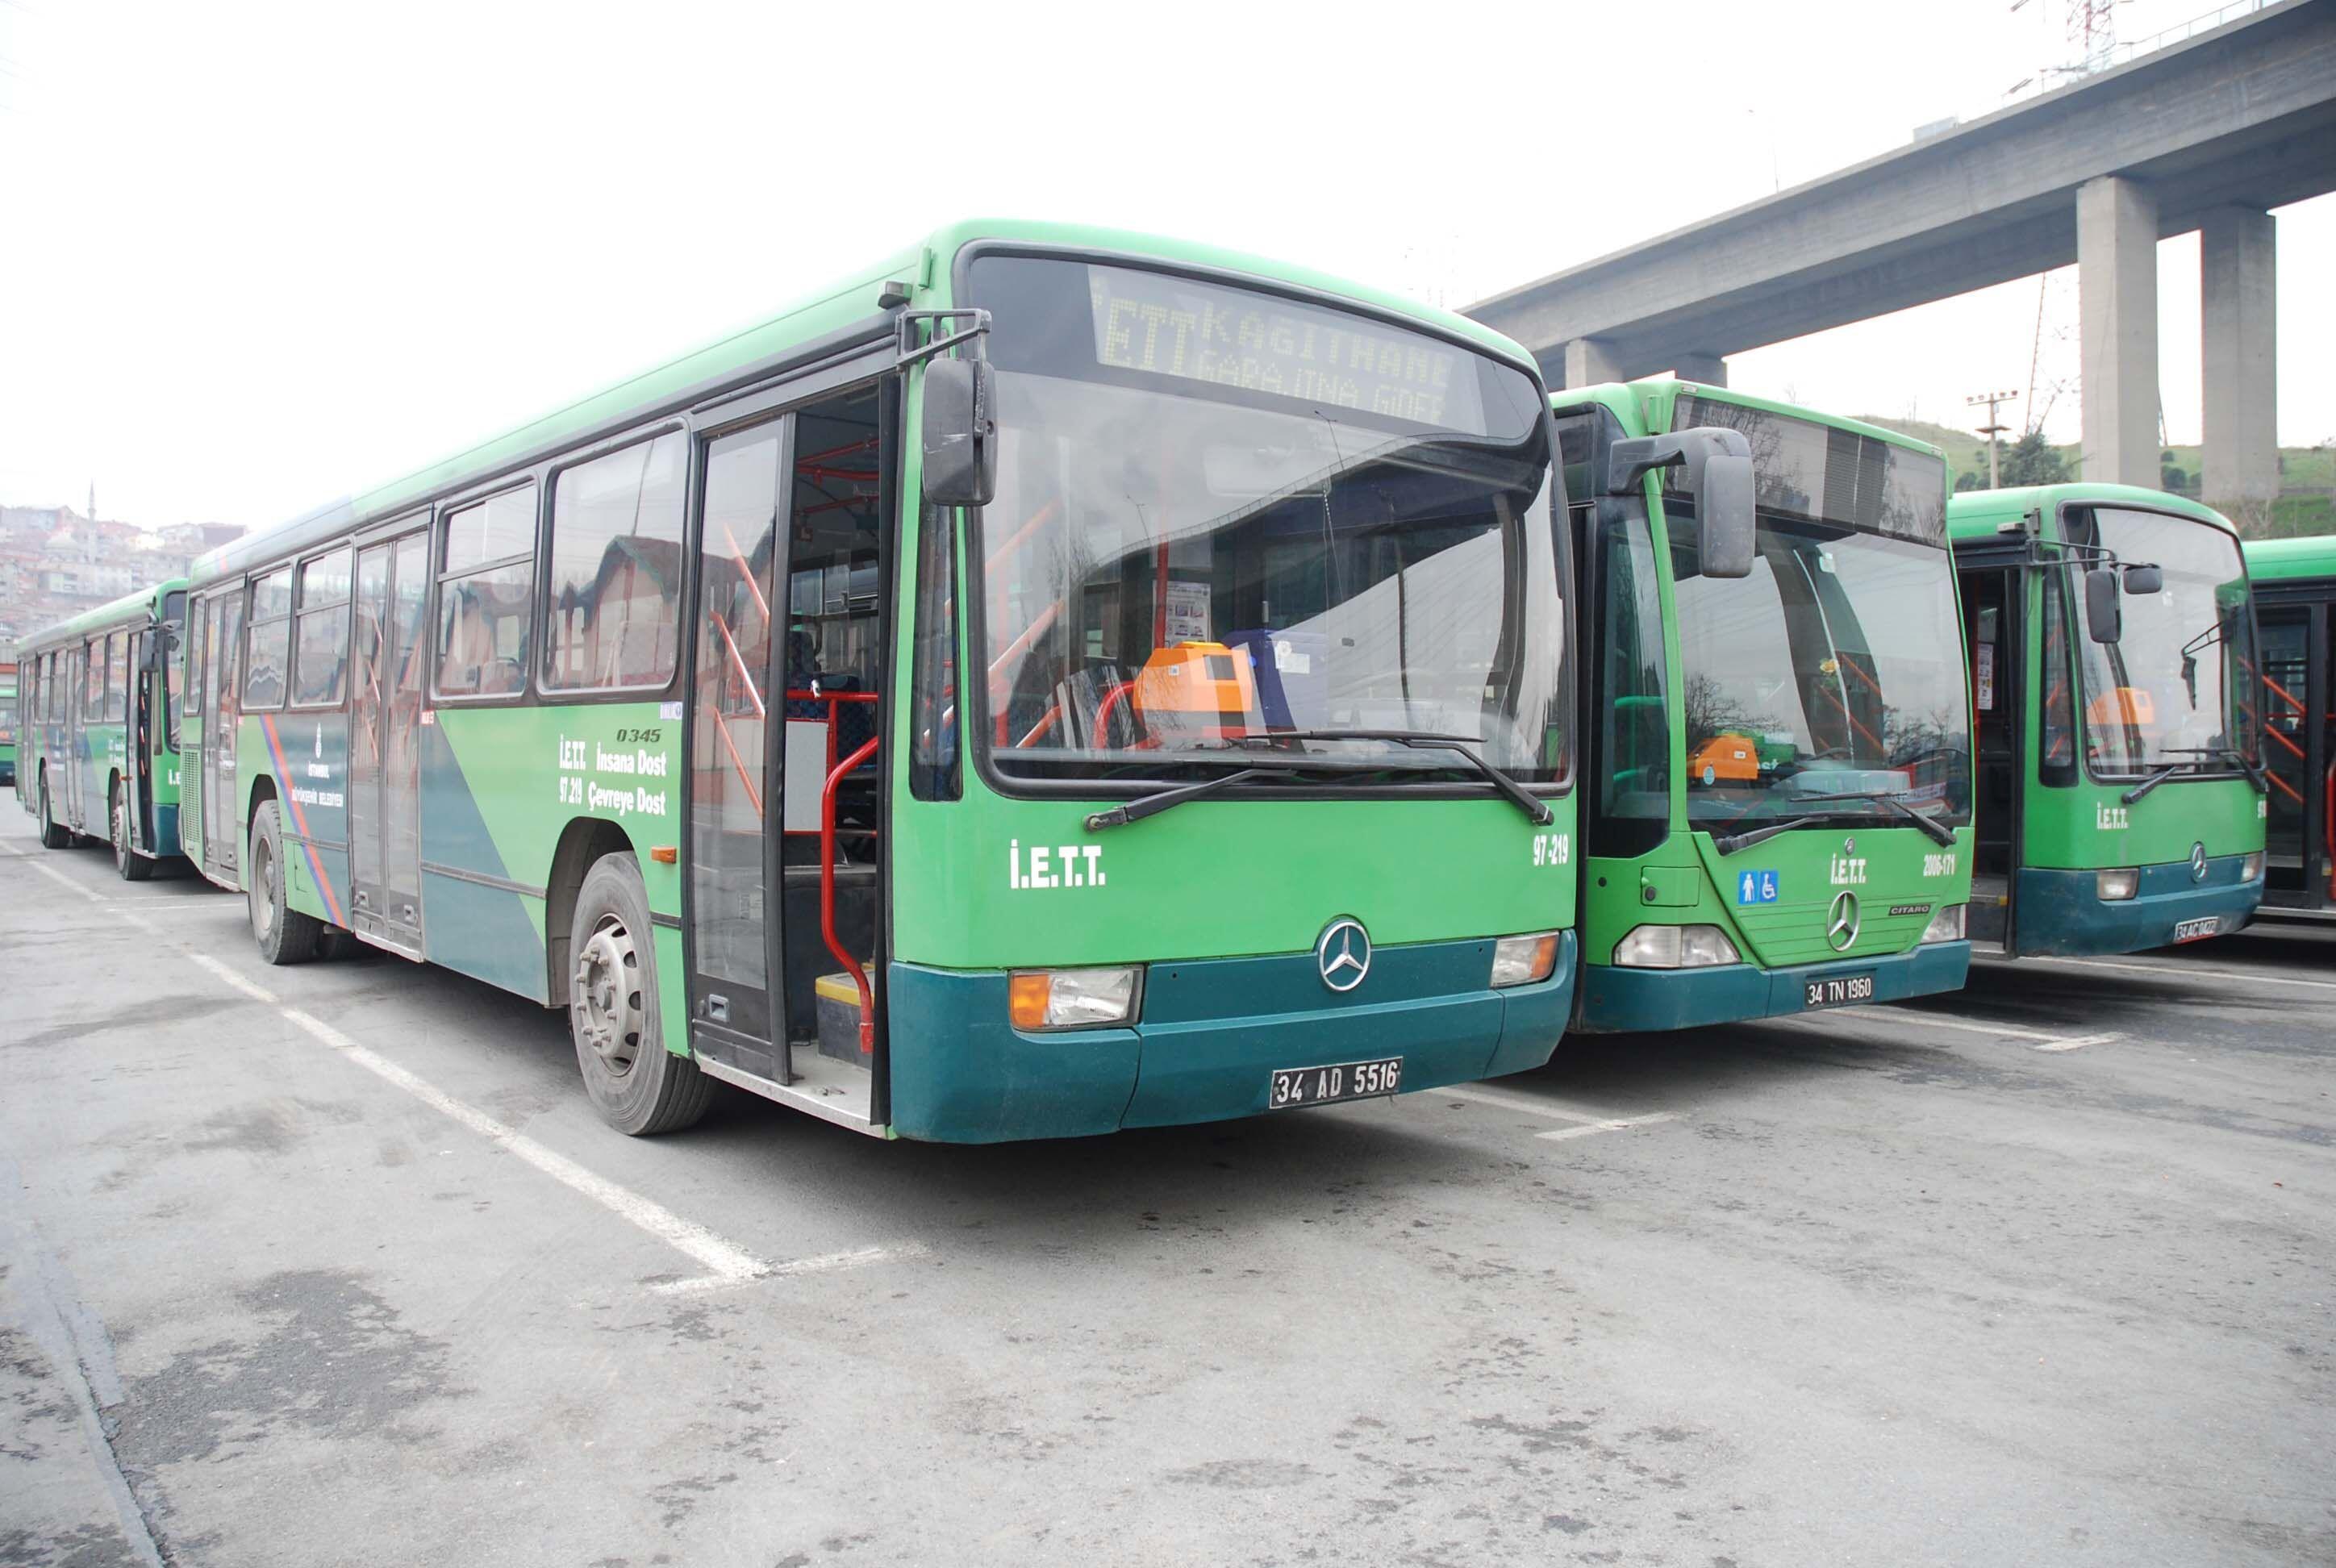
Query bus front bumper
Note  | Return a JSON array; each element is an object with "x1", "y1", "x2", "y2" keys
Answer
[
  {"x1": 883, "y1": 932, "x2": 1577, "y2": 1143},
  {"x1": 2011, "y1": 857, "x2": 2263, "y2": 957},
  {"x1": 1575, "y1": 940, "x2": 1971, "y2": 1033}
]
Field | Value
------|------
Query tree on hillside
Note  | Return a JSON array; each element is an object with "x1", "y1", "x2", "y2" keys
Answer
[{"x1": 1999, "y1": 430, "x2": 2070, "y2": 487}]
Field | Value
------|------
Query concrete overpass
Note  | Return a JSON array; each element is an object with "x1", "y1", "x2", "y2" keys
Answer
[{"x1": 1466, "y1": 0, "x2": 2336, "y2": 501}]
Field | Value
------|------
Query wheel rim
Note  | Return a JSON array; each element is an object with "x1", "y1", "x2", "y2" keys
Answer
[
  {"x1": 114, "y1": 797, "x2": 128, "y2": 866},
  {"x1": 572, "y1": 913, "x2": 644, "y2": 1079},
  {"x1": 251, "y1": 837, "x2": 276, "y2": 941}
]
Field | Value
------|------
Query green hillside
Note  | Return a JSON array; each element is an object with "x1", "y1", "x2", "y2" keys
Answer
[{"x1": 1853, "y1": 415, "x2": 2333, "y2": 538}]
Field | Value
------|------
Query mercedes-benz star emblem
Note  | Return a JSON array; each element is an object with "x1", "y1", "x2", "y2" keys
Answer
[
  {"x1": 1825, "y1": 890, "x2": 1862, "y2": 953},
  {"x1": 1843, "y1": 836, "x2": 1857, "y2": 855},
  {"x1": 2189, "y1": 841, "x2": 2209, "y2": 882},
  {"x1": 1316, "y1": 917, "x2": 1372, "y2": 993}
]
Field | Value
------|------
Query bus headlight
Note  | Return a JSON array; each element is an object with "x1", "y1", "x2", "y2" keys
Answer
[
  {"x1": 1490, "y1": 932, "x2": 1561, "y2": 988},
  {"x1": 1612, "y1": 924, "x2": 1741, "y2": 969},
  {"x1": 1008, "y1": 966, "x2": 1141, "y2": 1031},
  {"x1": 2241, "y1": 852, "x2": 2263, "y2": 882},
  {"x1": 1921, "y1": 903, "x2": 1966, "y2": 944},
  {"x1": 2096, "y1": 867, "x2": 2139, "y2": 901}
]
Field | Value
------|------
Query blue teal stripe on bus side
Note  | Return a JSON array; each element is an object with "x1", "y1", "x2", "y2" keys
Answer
[{"x1": 418, "y1": 719, "x2": 545, "y2": 1001}]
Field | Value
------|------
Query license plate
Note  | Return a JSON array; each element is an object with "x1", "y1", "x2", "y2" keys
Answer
[
  {"x1": 1268, "y1": 1057, "x2": 1403, "y2": 1109},
  {"x1": 1803, "y1": 973, "x2": 1875, "y2": 1010},
  {"x1": 2171, "y1": 916, "x2": 2220, "y2": 942}
]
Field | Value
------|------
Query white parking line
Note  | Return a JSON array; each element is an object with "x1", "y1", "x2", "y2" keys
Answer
[
  {"x1": 1440, "y1": 1084, "x2": 1679, "y2": 1142},
  {"x1": 2000, "y1": 953, "x2": 2336, "y2": 993},
  {"x1": 2, "y1": 842, "x2": 912, "y2": 1296},
  {"x1": 1533, "y1": 1114, "x2": 1680, "y2": 1143},
  {"x1": 182, "y1": 950, "x2": 777, "y2": 1291},
  {"x1": 1813, "y1": 1004, "x2": 2121, "y2": 1053}
]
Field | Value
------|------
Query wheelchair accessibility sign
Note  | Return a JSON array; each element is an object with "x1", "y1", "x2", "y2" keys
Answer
[{"x1": 1736, "y1": 869, "x2": 1781, "y2": 906}]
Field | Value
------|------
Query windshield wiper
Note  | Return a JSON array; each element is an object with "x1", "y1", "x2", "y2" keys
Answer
[
  {"x1": 1243, "y1": 729, "x2": 1553, "y2": 825},
  {"x1": 1789, "y1": 789, "x2": 1958, "y2": 847},
  {"x1": 1711, "y1": 790, "x2": 1955, "y2": 856},
  {"x1": 2120, "y1": 764, "x2": 2182, "y2": 806},
  {"x1": 1083, "y1": 761, "x2": 1324, "y2": 831},
  {"x1": 2155, "y1": 745, "x2": 2271, "y2": 794}
]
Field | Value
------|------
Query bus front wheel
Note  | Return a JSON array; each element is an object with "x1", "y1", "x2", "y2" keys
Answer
[
  {"x1": 568, "y1": 853, "x2": 712, "y2": 1137},
  {"x1": 112, "y1": 786, "x2": 152, "y2": 882},
  {"x1": 35, "y1": 775, "x2": 70, "y2": 851},
  {"x1": 248, "y1": 800, "x2": 322, "y2": 965}
]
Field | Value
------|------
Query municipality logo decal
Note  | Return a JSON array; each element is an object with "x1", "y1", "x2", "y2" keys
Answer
[{"x1": 1316, "y1": 917, "x2": 1371, "y2": 993}]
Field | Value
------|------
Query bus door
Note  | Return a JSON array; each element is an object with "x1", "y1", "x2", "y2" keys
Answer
[
  {"x1": 1962, "y1": 565, "x2": 2021, "y2": 949},
  {"x1": 125, "y1": 628, "x2": 150, "y2": 850},
  {"x1": 201, "y1": 588, "x2": 245, "y2": 880},
  {"x1": 2258, "y1": 596, "x2": 2329, "y2": 911},
  {"x1": 685, "y1": 411, "x2": 794, "y2": 1082},
  {"x1": 68, "y1": 640, "x2": 94, "y2": 831},
  {"x1": 347, "y1": 525, "x2": 430, "y2": 952}
]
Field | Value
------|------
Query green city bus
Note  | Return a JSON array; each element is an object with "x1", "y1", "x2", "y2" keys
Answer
[
  {"x1": 175, "y1": 219, "x2": 1581, "y2": 1142},
  {"x1": 1550, "y1": 381, "x2": 1974, "y2": 1032},
  {"x1": 16, "y1": 582, "x2": 190, "y2": 879},
  {"x1": 0, "y1": 663, "x2": 17, "y2": 788},
  {"x1": 1949, "y1": 485, "x2": 2265, "y2": 954},
  {"x1": 2243, "y1": 532, "x2": 2336, "y2": 920}
]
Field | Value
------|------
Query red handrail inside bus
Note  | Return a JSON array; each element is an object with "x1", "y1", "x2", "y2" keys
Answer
[{"x1": 820, "y1": 734, "x2": 882, "y2": 1053}]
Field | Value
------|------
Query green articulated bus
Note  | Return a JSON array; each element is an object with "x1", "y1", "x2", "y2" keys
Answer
[
  {"x1": 2243, "y1": 532, "x2": 2336, "y2": 920},
  {"x1": 173, "y1": 219, "x2": 1580, "y2": 1142},
  {"x1": 0, "y1": 663, "x2": 17, "y2": 789},
  {"x1": 1550, "y1": 381, "x2": 1974, "y2": 1032},
  {"x1": 16, "y1": 581, "x2": 190, "y2": 879},
  {"x1": 1948, "y1": 485, "x2": 2266, "y2": 955}
]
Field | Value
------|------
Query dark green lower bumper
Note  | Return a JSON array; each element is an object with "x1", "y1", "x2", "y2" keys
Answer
[
  {"x1": 883, "y1": 932, "x2": 1578, "y2": 1143},
  {"x1": 2010, "y1": 857, "x2": 2262, "y2": 957},
  {"x1": 1574, "y1": 940, "x2": 1971, "y2": 1033}
]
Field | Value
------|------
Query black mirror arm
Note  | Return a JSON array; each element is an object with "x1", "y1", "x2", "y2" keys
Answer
[{"x1": 1605, "y1": 428, "x2": 1752, "y2": 496}]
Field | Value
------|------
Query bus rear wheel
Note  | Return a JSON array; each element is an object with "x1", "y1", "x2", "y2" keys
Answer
[
  {"x1": 568, "y1": 853, "x2": 712, "y2": 1136},
  {"x1": 112, "y1": 786, "x2": 152, "y2": 882},
  {"x1": 248, "y1": 800, "x2": 322, "y2": 965},
  {"x1": 36, "y1": 775, "x2": 71, "y2": 850}
]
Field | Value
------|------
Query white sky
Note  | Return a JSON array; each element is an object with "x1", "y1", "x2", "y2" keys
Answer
[{"x1": 1, "y1": 0, "x2": 2328, "y2": 528}]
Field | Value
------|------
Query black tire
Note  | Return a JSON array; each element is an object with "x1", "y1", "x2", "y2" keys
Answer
[
  {"x1": 112, "y1": 785, "x2": 153, "y2": 882},
  {"x1": 568, "y1": 853, "x2": 712, "y2": 1136},
  {"x1": 247, "y1": 800, "x2": 323, "y2": 965},
  {"x1": 36, "y1": 775, "x2": 72, "y2": 850}
]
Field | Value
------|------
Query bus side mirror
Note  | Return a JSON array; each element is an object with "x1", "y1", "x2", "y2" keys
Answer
[
  {"x1": 2123, "y1": 563, "x2": 2163, "y2": 594},
  {"x1": 921, "y1": 358, "x2": 997, "y2": 508},
  {"x1": 1697, "y1": 452, "x2": 1757, "y2": 580},
  {"x1": 2084, "y1": 567, "x2": 2122, "y2": 642}
]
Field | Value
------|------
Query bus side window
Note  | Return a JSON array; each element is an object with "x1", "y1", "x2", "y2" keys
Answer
[
  {"x1": 910, "y1": 504, "x2": 961, "y2": 800},
  {"x1": 293, "y1": 548, "x2": 354, "y2": 707},
  {"x1": 436, "y1": 485, "x2": 537, "y2": 699}
]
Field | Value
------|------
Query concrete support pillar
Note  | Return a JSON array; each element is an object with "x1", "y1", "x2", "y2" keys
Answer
[
  {"x1": 2201, "y1": 205, "x2": 2278, "y2": 504},
  {"x1": 2076, "y1": 175, "x2": 2161, "y2": 488},
  {"x1": 1562, "y1": 336, "x2": 1625, "y2": 390},
  {"x1": 1673, "y1": 353, "x2": 1728, "y2": 388}
]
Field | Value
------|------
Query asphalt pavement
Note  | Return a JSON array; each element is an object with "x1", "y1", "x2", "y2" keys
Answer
[{"x1": 2, "y1": 807, "x2": 2331, "y2": 1566}]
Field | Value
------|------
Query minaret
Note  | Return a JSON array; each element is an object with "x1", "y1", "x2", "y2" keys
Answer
[{"x1": 88, "y1": 482, "x2": 95, "y2": 523}]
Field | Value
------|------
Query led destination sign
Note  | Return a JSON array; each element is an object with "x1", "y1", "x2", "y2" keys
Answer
[{"x1": 1086, "y1": 264, "x2": 1488, "y2": 436}]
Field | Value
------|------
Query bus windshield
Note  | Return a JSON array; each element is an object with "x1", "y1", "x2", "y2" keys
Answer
[
  {"x1": 1673, "y1": 519, "x2": 1971, "y2": 828},
  {"x1": 969, "y1": 256, "x2": 1569, "y2": 786},
  {"x1": 1665, "y1": 398, "x2": 1966, "y2": 828},
  {"x1": 2065, "y1": 507, "x2": 2257, "y2": 775}
]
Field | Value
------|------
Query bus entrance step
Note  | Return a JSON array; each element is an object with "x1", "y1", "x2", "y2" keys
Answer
[{"x1": 815, "y1": 971, "x2": 870, "y2": 1065}]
